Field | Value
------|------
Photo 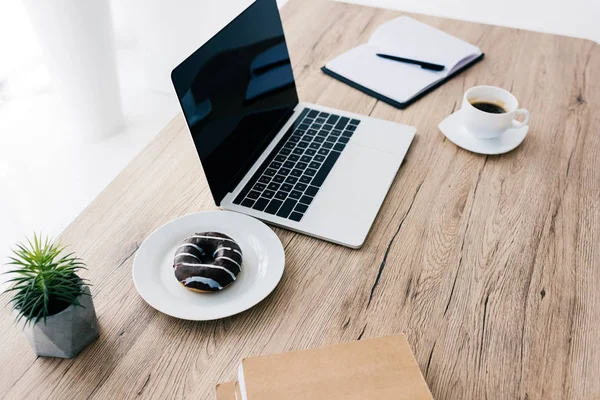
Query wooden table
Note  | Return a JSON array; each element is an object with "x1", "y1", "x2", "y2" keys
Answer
[{"x1": 1, "y1": 0, "x2": 599, "y2": 398}]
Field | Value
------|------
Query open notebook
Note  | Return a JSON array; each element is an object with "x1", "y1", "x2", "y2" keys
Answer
[{"x1": 323, "y1": 16, "x2": 484, "y2": 109}]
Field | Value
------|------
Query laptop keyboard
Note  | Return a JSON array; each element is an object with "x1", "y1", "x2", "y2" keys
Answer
[{"x1": 233, "y1": 107, "x2": 360, "y2": 222}]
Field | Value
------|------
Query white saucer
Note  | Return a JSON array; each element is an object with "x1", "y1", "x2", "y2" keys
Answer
[
  {"x1": 438, "y1": 111, "x2": 529, "y2": 155},
  {"x1": 132, "y1": 211, "x2": 285, "y2": 321}
]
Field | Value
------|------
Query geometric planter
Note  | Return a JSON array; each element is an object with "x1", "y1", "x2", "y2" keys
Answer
[{"x1": 22, "y1": 286, "x2": 99, "y2": 358}]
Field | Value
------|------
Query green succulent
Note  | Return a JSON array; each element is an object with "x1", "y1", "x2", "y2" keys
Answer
[{"x1": 4, "y1": 234, "x2": 89, "y2": 326}]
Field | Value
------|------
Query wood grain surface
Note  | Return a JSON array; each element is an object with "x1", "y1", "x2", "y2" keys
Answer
[{"x1": 1, "y1": 0, "x2": 599, "y2": 399}]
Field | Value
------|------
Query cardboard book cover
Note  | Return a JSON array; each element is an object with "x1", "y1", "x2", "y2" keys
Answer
[
  {"x1": 237, "y1": 335, "x2": 433, "y2": 399},
  {"x1": 215, "y1": 381, "x2": 236, "y2": 400}
]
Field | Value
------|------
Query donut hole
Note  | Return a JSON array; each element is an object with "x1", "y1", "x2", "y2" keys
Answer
[{"x1": 195, "y1": 241, "x2": 221, "y2": 264}]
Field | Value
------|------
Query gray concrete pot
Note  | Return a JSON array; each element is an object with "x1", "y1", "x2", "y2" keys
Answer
[{"x1": 22, "y1": 286, "x2": 99, "y2": 358}]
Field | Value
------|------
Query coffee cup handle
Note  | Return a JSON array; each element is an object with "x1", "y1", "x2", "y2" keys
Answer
[{"x1": 512, "y1": 108, "x2": 530, "y2": 129}]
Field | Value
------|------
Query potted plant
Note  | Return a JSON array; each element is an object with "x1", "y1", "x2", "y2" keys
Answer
[{"x1": 4, "y1": 234, "x2": 99, "y2": 358}]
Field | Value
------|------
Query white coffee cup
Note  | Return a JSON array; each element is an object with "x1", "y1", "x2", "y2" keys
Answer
[{"x1": 461, "y1": 85, "x2": 530, "y2": 139}]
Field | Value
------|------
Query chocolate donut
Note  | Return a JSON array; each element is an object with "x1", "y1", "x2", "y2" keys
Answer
[{"x1": 173, "y1": 232, "x2": 242, "y2": 292}]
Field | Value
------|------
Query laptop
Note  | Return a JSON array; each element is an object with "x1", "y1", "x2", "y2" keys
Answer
[{"x1": 171, "y1": 0, "x2": 416, "y2": 248}]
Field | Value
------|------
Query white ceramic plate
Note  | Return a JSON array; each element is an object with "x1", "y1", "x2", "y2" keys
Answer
[
  {"x1": 439, "y1": 110, "x2": 529, "y2": 155},
  {"x1": 132, "y1": 211, "x2": 285, "y2": 320}
]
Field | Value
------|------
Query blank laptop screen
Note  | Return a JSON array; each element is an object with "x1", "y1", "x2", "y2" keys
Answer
[{"x1": 171, "y1": 0, "x2": 299, "y2": 205}]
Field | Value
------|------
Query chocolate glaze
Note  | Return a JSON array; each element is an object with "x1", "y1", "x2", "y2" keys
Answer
[{"x1": 173, "y1": 232, "x2": 242, "y2": 292}]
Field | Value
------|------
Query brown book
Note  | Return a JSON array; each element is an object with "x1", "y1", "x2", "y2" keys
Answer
[
  {"x1": 215, "y1": 381, "x2": 236, "y2": 400},
  {"x1": 215, "y1": 381, "x2": 243, "y2": 400},
  {"x1": 237, "y1": 335, "x2": 433, "y2": 400}
]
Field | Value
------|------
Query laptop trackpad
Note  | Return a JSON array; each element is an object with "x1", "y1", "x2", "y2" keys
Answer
[{"x1": 301, "y1": 143, "x2": 403, "y2": 247}]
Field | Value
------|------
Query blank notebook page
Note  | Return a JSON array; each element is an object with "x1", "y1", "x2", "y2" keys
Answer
[{"x1": 325, "y1": 16, "x2": 482, "y2": 104}]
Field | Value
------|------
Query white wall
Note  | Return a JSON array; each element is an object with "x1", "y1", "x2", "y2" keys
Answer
[
  {"x1": 110, "y1": 0, "x2": 290, "y2": 94},
  {"x1": 337, "y1": 0, "x2": 599, "y2": 43}
]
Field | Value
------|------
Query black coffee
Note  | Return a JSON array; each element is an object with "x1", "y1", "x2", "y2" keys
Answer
[{"x1": 470, "y1": 101, "x2": 507, "y2": 114}]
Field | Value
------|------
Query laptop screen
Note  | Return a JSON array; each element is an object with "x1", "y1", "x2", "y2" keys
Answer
[{"x1": 171, "y1": 0, "x2": 299, "y2": 205}]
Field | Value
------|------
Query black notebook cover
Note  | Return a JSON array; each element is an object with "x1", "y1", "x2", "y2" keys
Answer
[{"x1": 321, "y1": 53, "x2": 484, "y2": 109}]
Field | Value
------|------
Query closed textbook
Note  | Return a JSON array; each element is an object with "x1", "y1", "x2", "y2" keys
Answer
[
  {"x1": 237, "y1": 335, "x2": 433, "y2": 400},
  {"x1": 323, "y1": 16, "x2": 483, "y2": 109},
  {"x1": 215, "y1": 381, "x2": 243, "y2": 400},
  {"x1": 215, "y1": 382, "x2": 236, "y2": 400}
]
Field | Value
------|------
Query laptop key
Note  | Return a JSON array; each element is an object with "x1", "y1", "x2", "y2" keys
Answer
[
  {"x1": 275, "y1": 155, "x2": 286, "y2": 162},
  {"x1": 253, "y1": 183, "x2": 266, "y2": 191},
  {"x1": 309, "y1": 142, "x2": 320, "y2": 150},
  {"x1": 285, "y1": 176, "x2": 298, "y2": 184},
  {"x1": 259, "y1": 176, "x2": 271, "y2": 184},
  {"x1": 265, "y1": 199, "x2": 283, "y2": 215},
  {"x1": 290, "y1": 169, "x2": 302, "y2": 177},
  {"x1": 280, "y1": 148, "x2": 291, "y2": 155},
  {"x1": 304, "y1": 168, "x2": 317, "y2": 177},
  {"x1": 325, "y1": 136, "x2": 336, "y2": 143},
  {"x1": 305, "y1": 185, "x2": 319, "y2": 196},
  {"x1": 241, "y1": 198, "x2": 255, "y2": 207},
  {"x1": 307, "y1": 129, "x2": 318, "y2": 136},
  {"x1": 311, "y1": 150, "x2": 341, "y2": 187},
  {"x1": 299, "y1": 175, "x2": 312, "y2": 184},
  {"x1": 313, "y1": 136, "x2": 325, "y2": 143},
  {"x1": 283, "y1": 161, "x2": 295, "y2": 168},
  {"x1": 309, "y1": 162, "x2": 321, "y2": 169},
  {"x1": 342, "y1": 130, "x2": 354, "y2": 138},
  {"x1": 289, "y1": 135, "x2": 300, "y2": 142},
  {"x1": 312, "y1": 123, "x2": 322, "y2": 130},
  {"x1": 314, "y1": 155, "x2": 325, "y2": 162},
  {"x1": 247, "y1": 190, "x2": 261, "y2": 200},
  {"x1": 295, "y1": 203, "x2": 308, "y2": 213},
  {"x1": 300, "y1": 155, "x2": 312, "y2": 162},
  {"x1": 307, "y1": 110, "x2": 319, "y2": 118},
  {"x1": 252, "y1": 197, "x2": 269, "y2": 211},
  {"x1": 335, "y1": 116, "x2": 350, "y2": 130},
  {"x1": 263, "y1": 190, "x2": 275, "y2": 198},
  {"x1": 331, "y1": 129, "x2": 342, "y2": 136},
  {"x1": 292, "y1": 148, "x2": 304, "y2": 155},
  {"x1": 317, "y1": 130, "x2": 328, "y2": 137},
  {"x1": 273, "y1": 175, "x2": 285, "y2": 183},
  {"x1": 297, "y1": 141, "x2": 309, "y2": 149},
  {"x1": 316, "y1": 117, "x2": 326, "y2": 124},
  {"x1": 270, "y1": 161, "x2": 282, "y2": 169},
  {"x1": 323, "y1": 124, "x2": 334, "y2": 131},
  {"x1": 319, "y1": 112, "x2": 330, "y2": 118},
  {"x1": 322, "y1": 142, "x2": 333, "y2": 149},
  {"x1": 281, "y1": 183, "x2": 293, "y2": 192},
  {"x1": 299, "y1": 195, "x2": 314, "y2": 205},
  {"x1": 350, "y1": 119, "x2": 360, "y2": 125},
  {"x1": 296, "y1": 162, "x2": 308, "y2": 169},
  {"x1": 277, "y1": 199, "x2": 297, "y2": 218},
  {"x1": 346, "y1": 124, "x2": 357, "y2": 131},
  {"x1": 264, "y1": 168, "x2": 276, "y2": 176},
  {"x1": 294, "y1": 183, "x2": 307, "y2": 191},
  {"x1": 275, "y1": 191, "x2": 288, "y2": 200},
  {"x1": 298, "y1": 123, "x2": 310, "y2": 130},
  {"x1": 267, "y1": 182, "x2": 280, "y2": 191},
  {"x1": 333, "y1": 143, "x2": 346, "y2": 152},
  {"x1": 289, "y1": 211, "x2": 304, "y2": 222},
  {"x1": 318, "y1": 148, "x2": 329, "y2": 156},
  {"x1": 327, "y1": 115, "x2": 339, "y2": 125},
  {"x1": 284, "y1": 141, "x2": 295, "y2": 149},
  {"x1": 279, "y1": 167, "x2": 291, "y2": 175},
  {"x1": 289, "y1": 154, "x2": 300, "y2": 161},
  {"x1": 338, "y1": 137, "x2": 350, "y2": 144},
  {"x1": 305, "y1": 149, "x2": 316, "y2": 156},
  {"x1": 289, "y1": 190, "x2": 302, "y2": 200}
]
